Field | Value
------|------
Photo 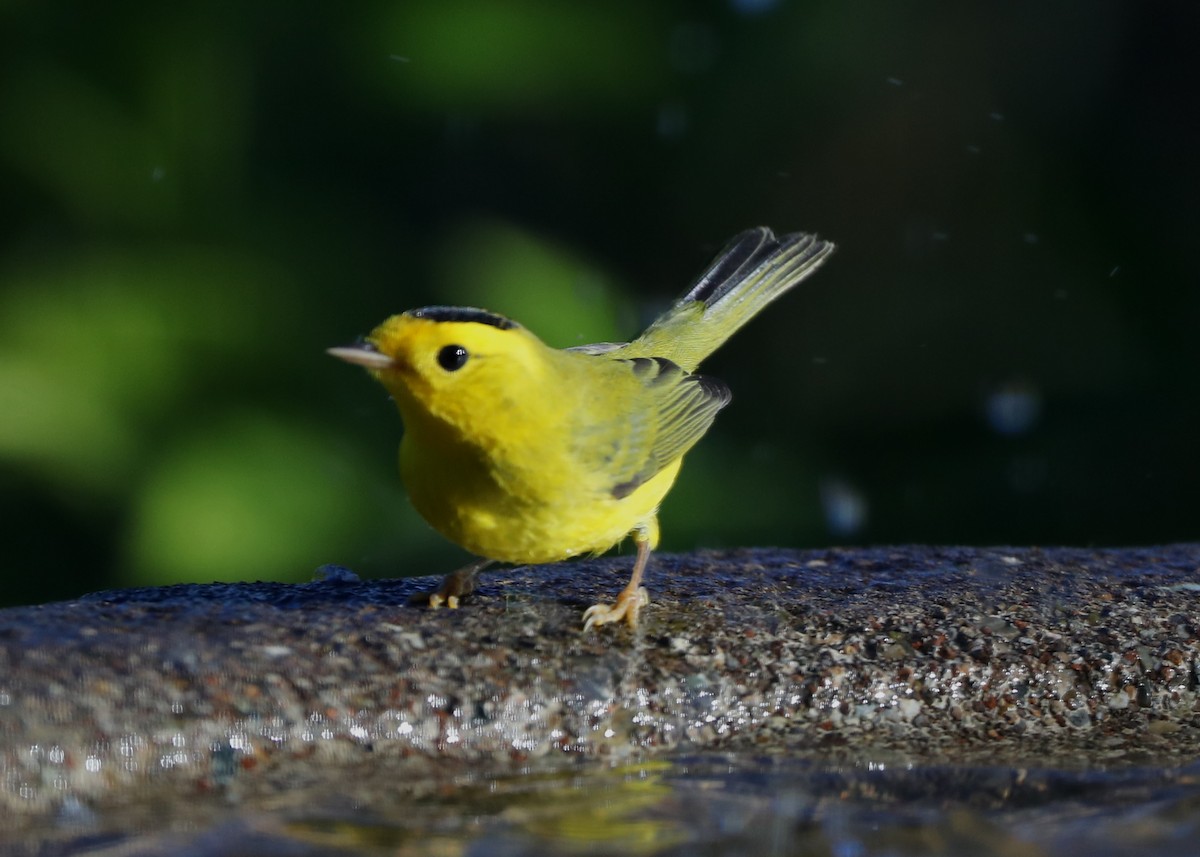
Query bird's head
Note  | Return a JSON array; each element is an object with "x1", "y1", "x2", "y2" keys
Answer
[{"x1": 328, "y1": 306, "x2": 547, "y2": 431}]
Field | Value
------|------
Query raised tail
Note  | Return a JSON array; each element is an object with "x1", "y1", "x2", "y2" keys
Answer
[{"x1": 629, "y1": 227, "x2": 835, "y2": 371}]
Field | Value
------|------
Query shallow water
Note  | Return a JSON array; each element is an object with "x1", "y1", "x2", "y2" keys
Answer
[{"x1": 14, "y1": 753, "x2": 1200, "y2": 856}]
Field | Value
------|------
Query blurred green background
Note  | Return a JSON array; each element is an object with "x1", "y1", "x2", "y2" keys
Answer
[{"x1": 1, "y1": 2, "x2": 1196, "y2": 607}]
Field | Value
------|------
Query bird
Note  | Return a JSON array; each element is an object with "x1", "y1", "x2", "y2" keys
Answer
[{"x1": 329, "y1": 227, "x2": 834, "y2": 630}]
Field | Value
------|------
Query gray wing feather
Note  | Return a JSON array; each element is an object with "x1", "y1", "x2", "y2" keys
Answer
[{"x1": 592, "y1": 357, "x2": 730, "y2": 499}]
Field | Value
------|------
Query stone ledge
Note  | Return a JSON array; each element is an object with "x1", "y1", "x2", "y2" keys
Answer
[{"x1": 2, "y1": 544, "x2": 1199, "y2": 822}]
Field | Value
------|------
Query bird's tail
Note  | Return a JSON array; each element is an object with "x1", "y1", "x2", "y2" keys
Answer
[{"x1": 631, "y1": 227, "x2": 835, "y2": 372}]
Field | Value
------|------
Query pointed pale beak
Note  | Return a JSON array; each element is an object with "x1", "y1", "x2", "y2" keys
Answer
[{"x1": 326, "y1": 342, "x2": 397, "y2": 369}]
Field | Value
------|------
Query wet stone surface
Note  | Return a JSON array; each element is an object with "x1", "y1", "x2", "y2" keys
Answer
[{"x1": 2, "y1": 544, "x2": 1199, "y2": 833}]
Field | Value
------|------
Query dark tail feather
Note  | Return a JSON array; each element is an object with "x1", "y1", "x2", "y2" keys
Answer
[
  {"x1": 681, "y1": 228, "x2": 824, "y2": 308},
  {"x1": 626, "y1": 226, "x2": 835, "y2": 371}
]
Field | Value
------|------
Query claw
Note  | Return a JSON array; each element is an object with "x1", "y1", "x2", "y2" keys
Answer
[
  {"x1": 428, "y1": 592, "x2": 460, "y2": 610},
  {"x1": 424, "y1": 558, "x2": 491, "y2": 610},
  {"x1": 582, "y1": 586, "x2": 650, "y2": 631}
]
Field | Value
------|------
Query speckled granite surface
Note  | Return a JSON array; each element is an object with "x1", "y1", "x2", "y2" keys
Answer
[{"x1": 2, "y1": 545, "x2": 1199, "y2": 829}]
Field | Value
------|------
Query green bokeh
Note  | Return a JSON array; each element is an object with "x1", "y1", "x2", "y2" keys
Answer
[
  {"x1": 362, "y1": 0, "x2": 667, "y2": 113},
  {"x1": 0, "y1": 247, "x2": 279, "y2": 497},
  {"x1": 0, "y1": 2, "x2": 1196, "y2": 607},
  {"x1": 126, "y1": 414, "x2": 369, "y2": 585},
  {"x1": 434, "y1": 219, "x2": 627, "y2": 347}
]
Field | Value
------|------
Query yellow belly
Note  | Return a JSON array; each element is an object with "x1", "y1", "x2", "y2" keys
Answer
[{"x1": 400, "y1": 435, "x2": 679, "y2": 564}]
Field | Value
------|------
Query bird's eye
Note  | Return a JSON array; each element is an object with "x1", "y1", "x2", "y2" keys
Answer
[{"x1": 437, "y1": 344, "x2": 469, "y2": 371}]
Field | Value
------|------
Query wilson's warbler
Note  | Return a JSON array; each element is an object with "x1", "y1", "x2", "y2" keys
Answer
[{"x1": 330, "y1": 227, "x2": 834, "y2": 630}]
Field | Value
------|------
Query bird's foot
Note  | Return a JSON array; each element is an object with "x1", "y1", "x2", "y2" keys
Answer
[
  {"x1": 582, "y1": 586, "x2": 650, "y2": 631},
  {"x1": 424, "y1": 560, "x2": 489, "y2": 609}
]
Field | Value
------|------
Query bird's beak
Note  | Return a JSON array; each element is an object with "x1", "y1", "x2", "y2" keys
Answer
[{"x1": 326, "y1": 342, "x2": 397, "y2": 370}]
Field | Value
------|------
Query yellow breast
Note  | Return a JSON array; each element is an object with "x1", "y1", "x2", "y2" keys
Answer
[{"x1": 399, "y1": 410, "x2": 679, "y2": 563}]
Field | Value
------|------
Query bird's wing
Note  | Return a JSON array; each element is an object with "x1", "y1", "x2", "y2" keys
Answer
[
  {"x1": 566, "y1": 341, "x2": 628, "y2": 356},
  {"x1": 577, "y1": 356, "x2": 731, "y2": 500}
]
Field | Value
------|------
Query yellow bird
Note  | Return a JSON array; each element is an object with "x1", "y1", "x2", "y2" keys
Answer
[{"x1": 329, "y1": 227, "x2": 834, "y2": 630}]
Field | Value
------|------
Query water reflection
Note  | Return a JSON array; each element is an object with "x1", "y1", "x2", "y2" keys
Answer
[{"x1": 24, "y1": 755, "x2": 1200, "y2": 856}]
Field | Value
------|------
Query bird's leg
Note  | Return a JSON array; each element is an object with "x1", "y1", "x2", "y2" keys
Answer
[
  {"x1": 582, "y1": 531, "x2": 652, "y2": 631},
  {"x1": 428, "y1": 558, "x2": 493, "y2": 609}
]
